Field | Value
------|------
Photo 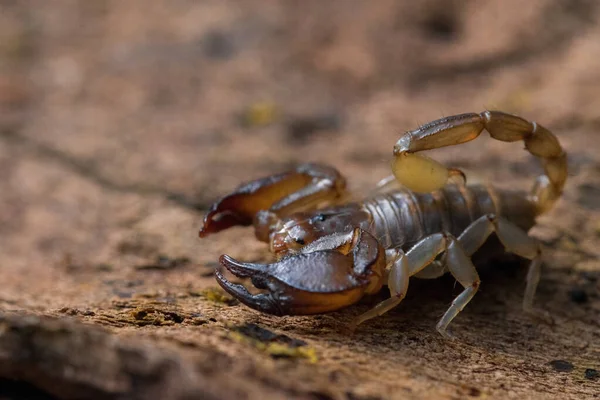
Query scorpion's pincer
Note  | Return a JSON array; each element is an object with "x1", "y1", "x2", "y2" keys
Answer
[
  {"x1": 215, "y1": 228, "x2": 387, "y2": 315},
  {"x1": 199, "y1": 163, "x2": 346, "y2": 239}
]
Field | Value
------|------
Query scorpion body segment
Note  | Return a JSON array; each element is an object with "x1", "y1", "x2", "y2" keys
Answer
[
  {"x1": 363, "y1": 184, "x2": 537, "y2": 250},
  {"x1": 200, "y1": 111, "x2": 566, "y2": 337},
  {"x1": 392, "y1": 110, "x2": 567, "y2": 213}
]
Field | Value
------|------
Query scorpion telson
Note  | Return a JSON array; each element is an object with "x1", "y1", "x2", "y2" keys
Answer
[{"x1": 199, "y1": 111, "x2": 567, "y2": 337}]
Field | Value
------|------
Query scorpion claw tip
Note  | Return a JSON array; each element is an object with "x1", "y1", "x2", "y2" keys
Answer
[
  {"x1": 199, "y1": 206, "x2": 249, "y2": 238},
  {"x1": 214, "y1": 267, "x2": 283, "y2": 315},
  {"x1": 219, "y1": 254, "x2": 268, "y2": 278}
]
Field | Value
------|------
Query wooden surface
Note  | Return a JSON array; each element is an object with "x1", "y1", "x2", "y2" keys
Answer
[{"x1": 1, "y1": 1, "x2": 599, "y2": 399}]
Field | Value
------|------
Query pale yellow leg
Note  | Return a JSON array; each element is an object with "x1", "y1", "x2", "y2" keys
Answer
[
  {"x1": 456, "y1": 214, "x2": 551, "y2": 322},
  {"x1": 349, "y1": 250, "x2": 410, "y2": 329},
  {"x1": 351, "y1": 212, "x2": 551, "y2": 335},
  {"x1": 350, "y1": 234, "x2": 447, "y2": 329},
  {"x1": 436, "y1": 237, "x2": 480, "y2": 338}
]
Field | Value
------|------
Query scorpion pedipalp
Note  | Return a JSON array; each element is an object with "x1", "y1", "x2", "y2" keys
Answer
[
  {"x1": 215, "y1": 228, "x2": 387, "y2": 315},
  {"x1": 199, "y1": 163, "x2": 347, "y2": 239}
]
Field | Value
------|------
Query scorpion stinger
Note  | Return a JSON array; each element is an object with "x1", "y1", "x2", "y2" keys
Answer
[
  {"x1": 215, "y1": 228, "x2": 387, "y2": 315},
  {"x1": 199, "y1": 163, "x2": 347, "y2": 241}
]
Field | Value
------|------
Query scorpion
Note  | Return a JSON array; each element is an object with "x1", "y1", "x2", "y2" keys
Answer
[{"x1": 199, "y1": 111, "x2": 567, "y2": 337}]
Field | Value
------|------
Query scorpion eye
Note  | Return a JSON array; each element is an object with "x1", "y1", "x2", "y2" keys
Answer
[
  {"x1": 314, "y1": 214, "x2": 327, "y2": 222},
  {"x1": 294, "y1": 237, "x2": 306, "y2": 245}
]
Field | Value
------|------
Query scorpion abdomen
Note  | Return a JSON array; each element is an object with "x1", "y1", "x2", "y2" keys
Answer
[{"x1": 364, "y1": 184, "x2": 537, "y2": 250}]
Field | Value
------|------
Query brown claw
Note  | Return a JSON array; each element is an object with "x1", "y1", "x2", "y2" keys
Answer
[
  {"x1": 215, "y1": 229, "x2": 386, "y2": 315},
  {"x1": 215, "y1": 268, "x2": 284, "y2": 315},
  {"x1": 199, "y1": 163, "x2": 346, "y2": 238}
]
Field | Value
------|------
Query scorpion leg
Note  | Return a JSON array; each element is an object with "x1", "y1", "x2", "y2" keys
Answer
[
  {"x1": 349, "y1": 249, "x2": 410, "y2": 329},
  {"x1": 350, "y1": 233, "x2": 447, "y2": 328},
  {"x1": 350, "y1": 232, "x2": 480, "y2": 337},
  {"x1": 413, "y1": 259, "x2": 446, "y2": 279},
  {"x1": 435, "y1": 236, "x2": 480, "y2": 338},
  {"x1": 456, "y1": 214, "x2": 551, "y2": 323},
  {"x1": 199, "y1": 163, "x2": 347, "y2": 240}
]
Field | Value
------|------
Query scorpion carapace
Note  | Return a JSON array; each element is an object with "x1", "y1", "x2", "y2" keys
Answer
[{"x1": 199, "y1": 111, "x2": 567, "y2": 337}]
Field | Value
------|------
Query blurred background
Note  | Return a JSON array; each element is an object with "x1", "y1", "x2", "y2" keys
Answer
[
  {"x1": 2, "y1": 0, "x2": 599, "y2": 272},
  {"x1": 1, "y1": 1, "x2": 600, "y2": 399}
]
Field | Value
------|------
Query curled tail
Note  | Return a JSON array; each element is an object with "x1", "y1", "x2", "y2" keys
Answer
[{"x1": 391, "y1": 110, "x2": 567, "y2": 215}]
